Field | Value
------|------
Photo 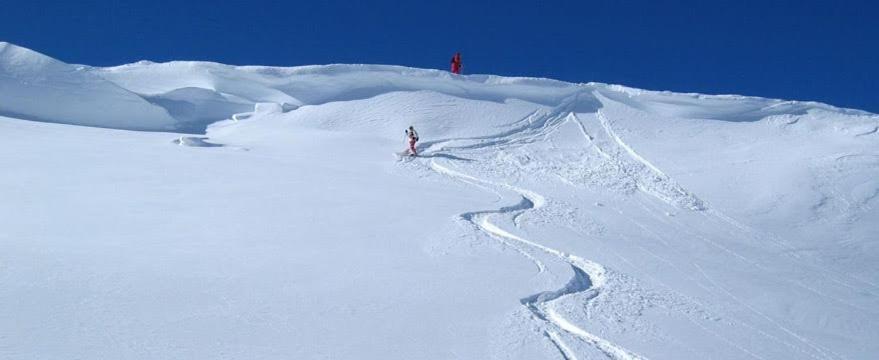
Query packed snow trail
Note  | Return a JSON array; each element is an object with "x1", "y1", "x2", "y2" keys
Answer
[
  {"x1": 431, "y1": 161, "x2": 645, "y2": 360},
  {"x1": 414, "y1": 90, "x2": 870, "y2": 359}
]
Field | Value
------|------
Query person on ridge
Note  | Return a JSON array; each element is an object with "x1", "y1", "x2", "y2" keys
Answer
[
  {"x1": 450, "y1": 52, "x2": 462, "y2": 74},
  {"x1": 405, "y1": 126, "x2": 419, "y2": 156}
]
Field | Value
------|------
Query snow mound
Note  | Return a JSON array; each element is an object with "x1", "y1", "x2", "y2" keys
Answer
[
  {"x1": 0, "y1": 42, "x2": 176, "y2": 131},
  {"x1": 92, "y1": 61, "x2": 586, "y2": 133},
  {"x1": 3, "y1": 41, "x2": 872, "y2": 135}
]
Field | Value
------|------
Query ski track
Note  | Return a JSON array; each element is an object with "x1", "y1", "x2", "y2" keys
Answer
[
  {"x1": 403, "y1": 91, "x2": 870, "y2": 359},
  {"x1": 586, "y1": 108, "x2": 858, "y2": 359},
  {"x1": 692, "y1": 264, "x2": 842, "y2": 360},
  {"x1": 421, "y1": 92, "x2": 590, "y2": 155},
  {"x1": 854, "y1": 126, "x2": 877, "y2": 137},
  {"x1": 546, "y1": 330, "x2": 579, "y2": 360},
  {"x1": 415, "y1": 95, "x2": 701, "y2": 359},
  {"x1": 589, "y1": 93, "x2": 879, "y2": 301},
  {"x1": 590, "y1": 110, "x2": 705, "y2": 211},
  {"x1": 635, "y1": 199, "x2": 851, "y2": 360},
  {"x1": 430, "y1": 160, "x2": 645, "y2": 360},
  {"x1": 585, "y1": 108, "x2": 853, "y2": 359}
]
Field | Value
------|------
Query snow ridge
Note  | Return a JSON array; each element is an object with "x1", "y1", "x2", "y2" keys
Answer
[{"x1": 0, "y1": 42, "x2": 177, "y2": 130}]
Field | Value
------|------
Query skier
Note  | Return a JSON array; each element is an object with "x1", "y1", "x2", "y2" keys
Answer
[
  {"x1": 405, "y1": 126, "x2": 419, "y2": 156},
  {"x1": 450, "y1": 52, "x2": 462, "y2": 74}
]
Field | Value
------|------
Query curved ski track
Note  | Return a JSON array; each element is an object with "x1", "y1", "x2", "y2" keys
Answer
[
  {"x1": 430, "y1": 161, "x2": 645, "y2": 360},
  {"x1": 410, "y1": 91, "x2": 645, "y2": 359},
  {"x1": 405, "y1": 89, "x2": 860, "y2": 359}
]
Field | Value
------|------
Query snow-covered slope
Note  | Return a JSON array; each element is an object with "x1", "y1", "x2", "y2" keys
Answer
[
  {"x1": 0, "y1": 43, "x2": 177, "y2": 130},
  {"x1": 1, "y1": 43, "x2": 877, "y2": 359}
]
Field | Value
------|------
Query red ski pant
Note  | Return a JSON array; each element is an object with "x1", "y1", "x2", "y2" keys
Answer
[{"x1": 408, "y1": 139, "x2": 417, "y2": 155}]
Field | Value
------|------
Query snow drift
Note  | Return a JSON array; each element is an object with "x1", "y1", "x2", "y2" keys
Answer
[{"x1": 0, "y1": 42, "x2": 177, "y2": 130}]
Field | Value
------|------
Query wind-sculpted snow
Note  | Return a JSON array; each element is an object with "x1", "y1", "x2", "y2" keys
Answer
[
  {"x1": 0, "y1": 42, "x2": 177, "y2": 130},
  {"x1": 3, "y1": 40, "x2": 873, "y2": 134},
  {"x1": 172, "y1": 136, "x2": 223, "y2": 147},
  {"x1": 93, "y1": 60, "x2": 590, "y2": 133},
  {"x1": 1, "y1": 42, "x2": 877, "y2": 359}
]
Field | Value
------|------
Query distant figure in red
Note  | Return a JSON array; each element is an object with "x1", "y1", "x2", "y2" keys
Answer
[{"x1": 450, "y1": 52, "x2": 462, "y2": 74}]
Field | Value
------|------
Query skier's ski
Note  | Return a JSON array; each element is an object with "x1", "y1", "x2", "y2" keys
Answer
[{"x1": 393, "y1": 150, "x2": 417, "y2": 160}]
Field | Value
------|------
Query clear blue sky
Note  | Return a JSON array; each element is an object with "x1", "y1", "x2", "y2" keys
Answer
[{"x1": 3, "y1": 0, "x2": 877, "y2": 112}]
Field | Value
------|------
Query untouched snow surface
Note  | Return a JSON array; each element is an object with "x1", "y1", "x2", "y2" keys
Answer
[
  {"x1": 0, "y1": 43, "x2": 177, "y2": 130},
  {"x1": 1, "y1": 42, "x2": 878, "y2": 359}
]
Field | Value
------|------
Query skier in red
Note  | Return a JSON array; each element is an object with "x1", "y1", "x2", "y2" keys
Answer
[
  {"x1": 450, "y1": 52, "x2": 462, "y2": 74},
  {"x1": 405, "y1": 126, "x2": 419, "y2": 156}
]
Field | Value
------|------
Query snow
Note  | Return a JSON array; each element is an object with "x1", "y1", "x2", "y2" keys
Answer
[
  {"x1": 1, "y1": 42, "x2": 877, "y2": 359},
  {"x1": 0, "y1": 43, "x2": 176, "y2": 131}
]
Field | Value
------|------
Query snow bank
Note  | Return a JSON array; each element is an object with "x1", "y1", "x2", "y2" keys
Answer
[
  {"x1": 3, "y1": 41, "x2": 871, "y2": 134},
  {"x1": 0, "y1": 42, "x2": 177, "y2": 131}
]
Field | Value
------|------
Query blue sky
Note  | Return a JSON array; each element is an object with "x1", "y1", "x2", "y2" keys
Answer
[{"x1": 3, "y1": 0, "x2": 877, "y2": 112}]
